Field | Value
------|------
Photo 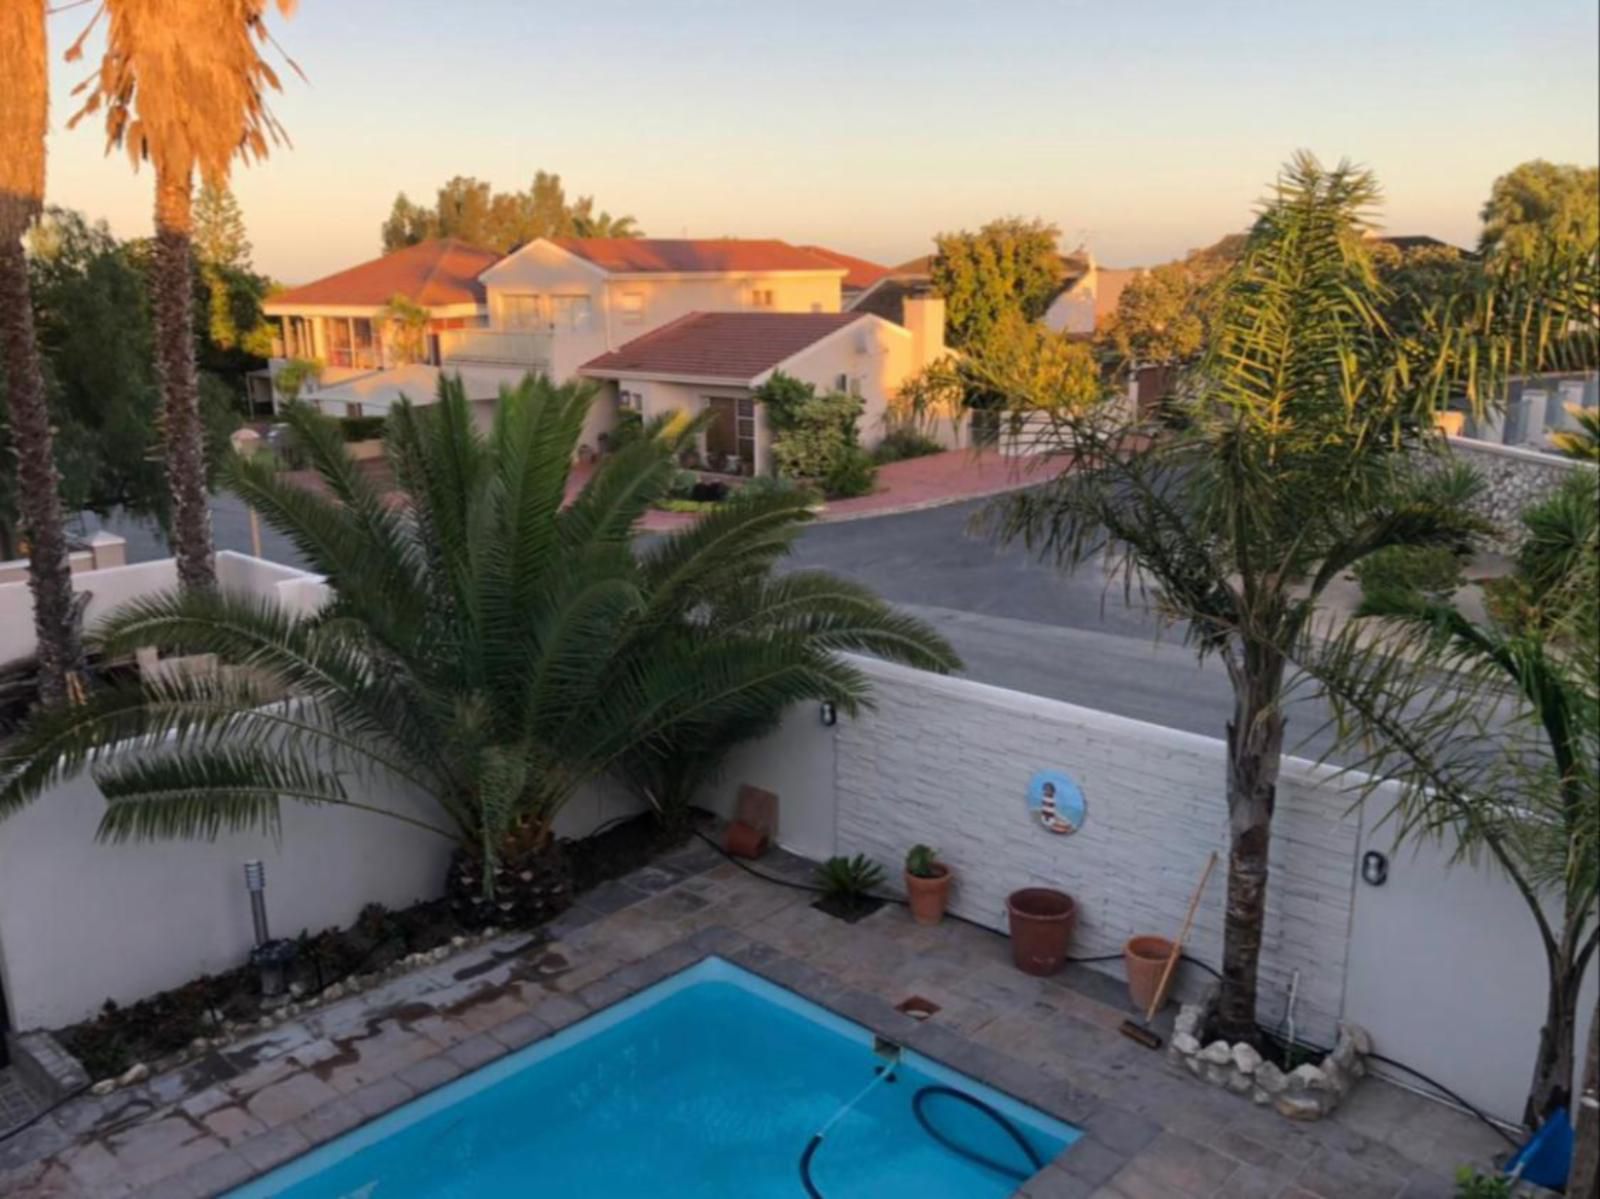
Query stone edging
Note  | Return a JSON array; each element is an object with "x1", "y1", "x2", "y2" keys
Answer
[{"x1": 1166, "y1": 986, "x2": 1371, "y2": 1121}]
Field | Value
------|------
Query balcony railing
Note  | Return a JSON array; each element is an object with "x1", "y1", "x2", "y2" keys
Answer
[{"x1": 438, "y1": 328, "x2": 553, "y2": 372}]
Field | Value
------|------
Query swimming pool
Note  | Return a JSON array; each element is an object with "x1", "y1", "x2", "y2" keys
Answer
[{"x1": 229, "y1": 956, "x2": 1078, "y2": 1197}]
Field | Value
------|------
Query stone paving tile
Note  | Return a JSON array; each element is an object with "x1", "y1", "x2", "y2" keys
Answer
[{"x1": 12, "y1": 847, "x2": 1502, "y2": 1197}]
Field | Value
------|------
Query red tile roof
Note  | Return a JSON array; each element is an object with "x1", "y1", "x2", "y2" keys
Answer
[
  {"x1": 551, "y1": 238, "x2": 845, "y2": 275},
  {"x1": 580, "y1": 312, "x2": 869, "y2": 381},
  {"x1": 267, "y1": 239, "x2": 499, "y2": 310},
  {"x1": 798, "y1": 245, "x2": 890, "y2": 290}
]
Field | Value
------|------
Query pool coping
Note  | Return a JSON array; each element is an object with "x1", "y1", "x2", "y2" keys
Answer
[{"x1": 132, "y1": 925, "x2": 1127, "y2": 1198}]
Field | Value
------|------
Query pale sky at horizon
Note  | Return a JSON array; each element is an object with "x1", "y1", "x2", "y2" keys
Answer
[{"x1": 41, "y1": 0, "x2": 1600, "y2": 284}]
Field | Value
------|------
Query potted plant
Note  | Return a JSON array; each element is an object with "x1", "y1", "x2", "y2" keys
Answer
[
  {"x1": 904, "y1": 844, "x2": 952, "y2": 925},
  {"x1": 813, "y1": 854, "x2": 886, "y2": 923}
]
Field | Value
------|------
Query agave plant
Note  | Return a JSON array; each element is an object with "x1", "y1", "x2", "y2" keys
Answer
[{"x1": 0, "y1": 375, "x2": 957, "y2": 925}]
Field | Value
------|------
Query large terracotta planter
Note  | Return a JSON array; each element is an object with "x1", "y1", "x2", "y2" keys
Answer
[
  {"x1": 904, "y1": 865, "x2": 952, "y2": 925},
  {"x1": 1006, "y1": 888, "x2": 1076, "y2": 976},
  {"x1": 1123, "y1": 935, "x2": 1175, "y2": 1013}
]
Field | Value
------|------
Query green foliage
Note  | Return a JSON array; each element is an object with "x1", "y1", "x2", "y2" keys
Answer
[
  {"x1": 194, "y1": 182, "x2": 252, "y2": 270},
  {"x1": 1479, "y1": 160, "x2": 1600, "y2": 260},
  {"x1": 821, "y1": 446, "x2": 878, "y2": 499},
  {"x1": 737, "y1": 475, "x2": 820, "y2": 505},
  {"x1": 378, "y1": 293, "x2": 430, "y2": 366},
  {"x1": 816, "y1": 854, "x2": 886, "y2": 901},
  {"x1": 273, "y1": 358, "x2": 323, "y2": 404},
  {"x1": 759, "y1": 371, "x2": 870, "y2": 488},
  {"x1": 931, "y1": 217, "x2": 1065, "y2": 349},
  {"x1": 0, "y1": 378, "x2": 957, "y2": 901},
  {"x1": 1510, "y1": 470, "x2": 1600, "y2": 615},
  {"x1": 1549, "y1": 404, "x2": 1600, "y2": 462},
  {"x1": 1452, "y1": 1167, "x2": 1510, "y2": 1198},
  {"x1": 605, "y1": 408, "x2": 645, "y2": 452},
  {"x1": 872, "y1": 427, "x2": 945, "y2": 464},
  {"x1": 380, "y1": 171, "x2": 642, "y2": 254},
  {"x1": 1096, "y1": 235, "x2": 1245, "y2": 367},
  {"x1": 905, "y1": 844, "x2": 942, "y2": 878},
  {"x1": 1354, "y1": 545, "x2": 1464, "y2": 611},
  {"x1": 340, "y1": 415, "x2": 387, "y2": 443}
]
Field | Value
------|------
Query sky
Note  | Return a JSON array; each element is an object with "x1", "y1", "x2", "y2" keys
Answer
[{"x1": 41, "y1": 0, "x2": 1600, "y2": 285}]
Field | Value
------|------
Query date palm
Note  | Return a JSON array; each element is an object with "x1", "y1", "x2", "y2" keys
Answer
[
  {"x1": 1, "y1": 0, "x2": 80, "y2": 707},
  {"x1": 978, "y1": 153, "x2": 1587, "y2": 1042},
  {"x1": 65, "y1": 0, "x2": 298, "y2": 590},
  {"x1": 0, "y1": 376, "x2": 957, "y2": 924},
  {"x1": 1303, "y1": 472, "x2": 1598, "y2": 1129}
]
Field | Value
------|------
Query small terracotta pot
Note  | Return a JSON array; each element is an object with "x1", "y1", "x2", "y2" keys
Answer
[
  {"x1": 1006, "y1": 888, "x2": 1076, "y2": 976},
  {"x1": 904, "y1": 865, "x2": 952, "y2": 925},
  {"x1": 1123, "y1": 935, "x2": 1175, "y2": 1013},
  {"x1": 723, "y1": 820, "x2": 769, "y2": 859}
]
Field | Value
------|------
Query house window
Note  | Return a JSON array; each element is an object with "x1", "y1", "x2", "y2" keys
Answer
[
  {"x1": 749, "y1": 288, "x2": 775, "y2": 308},
  {"x1": 848, "y1": 375, "x2": 863, "y2": 398},
  {"x1": 326, "y1": 317, "x2": 353, "y2": 367},
  {"x1": 619, "y1": 389, "x2": 641, "y2": 411},
  {"x1": 502, "y1": 294, "x2": 544, "y2": 329},
  {"x1": 351, "y1": 318, "x2": 377, "y2": 369},
  {"x1": 619, "y1": 292, "x2": 645, "y2": 325},
  {"x1": 834, "y1": 373, "x2": 849, "y2": 393},
  {"x1": 550, "y1": 294, "x2": 592, "y2": 331}
]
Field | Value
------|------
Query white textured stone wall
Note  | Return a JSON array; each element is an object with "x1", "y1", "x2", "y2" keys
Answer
[
  {"x1": 832, "y1": 660, "x2": 1359, "y2": 1044},
  {"x1": 1444, "y1": 436, "x2": 1590, "y2": 552}
]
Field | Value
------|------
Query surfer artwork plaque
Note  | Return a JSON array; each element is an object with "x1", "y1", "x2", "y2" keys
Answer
[{"x1": 1026, "y1": 770, "x2": 1086, "y2": 836}]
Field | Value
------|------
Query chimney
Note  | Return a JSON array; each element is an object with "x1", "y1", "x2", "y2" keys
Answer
[{"x1": 901, "y1": 294, "x2": 946, "y2": 368}]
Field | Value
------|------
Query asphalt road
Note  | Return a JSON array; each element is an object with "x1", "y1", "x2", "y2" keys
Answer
[{"x1": 85, "y1": 492, "x2": 1346, "y2": 754}]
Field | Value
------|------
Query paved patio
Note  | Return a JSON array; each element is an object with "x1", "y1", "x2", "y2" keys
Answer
[{"x1": 0, "y1": 842, "x2": 1501, "y2": 1198}]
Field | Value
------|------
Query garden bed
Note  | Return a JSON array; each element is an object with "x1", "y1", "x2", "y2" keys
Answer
[{"x1": 54, "y1": 810, "x2": 700, "y2": 1083}]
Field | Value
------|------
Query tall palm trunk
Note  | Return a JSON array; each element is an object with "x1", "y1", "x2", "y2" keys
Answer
[
  {"x1": 1, "y1": 0, "x2": 80, "y2": 707},
  {"x1": 1570, "y1": 1015, "x2": 1599, "y2": 1197},
  {"x1": 152, "y1": 166, "x2": 215, "y2": 589},
  {"x1": 1217, "y1": 642, "x2": 1286, "y2": 1042},
  {"x1": 1525, "y1": 946, "x2": 1581, "y2": 1126}
]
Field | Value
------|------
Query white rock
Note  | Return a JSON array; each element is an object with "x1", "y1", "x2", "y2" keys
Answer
[
  {"x1": 89, "y1": 1078, "x2": 118, "y2": 1096},
  {"x1": 1342, "y1": 1023, "x2": 1373, "y2": 1055},
  {"x1": 189, "y1": 1037, "x2": 210, "y2": 1054},
  {"x1": 1287, "y1": 1064, "x2": 1325, "y2": 1091},
  {"x1": 1250, "y1": 1086, "x2": 1270, "y2": 1105},
  {"x1": 1226, "y1": 1070, "x2": 1254, "y2": 1094},
  {"x1": 450, "y1": 936, "x2": 468, "y2": 949},
  {"x1": 1275, "y1": 1093, "x2": 1324, "y2": 1121},
  {"x1": 1231, "y1": 1043, "x2": 1262, "y2": 1075},
  {"x1": 322, "y1": 983, "x2": 345, "y2": 1002},
  {"x1": 1199, "y1": 1040, "x2": 1233, "y2": 1066},
  {"x1": 116, "y1": 1062, "x2": 149, "y2": 1087},
  {"x1": 1171, "y1": 1033, "x2": 1200, "y2": 1056},
  {"x1": 1254, "y1": 1062, "x2": 1288, "y2": 1094},
  {"x1": 288, "y1": 982, "x2": 306, "y2": 999}
]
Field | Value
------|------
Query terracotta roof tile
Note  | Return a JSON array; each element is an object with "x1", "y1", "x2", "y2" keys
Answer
[
  {"x1": 580, "y1": 312, "x2": 869, "y2": 381},
  {"x1": 551, "y1": 238, "x2": 844, "y2": 274},
  {"x1": 267, "y1": 239, "x2": 499, "y2": 309},
  {"x1": 798, "y1": 245, "x2": 890, "y2": 290}
]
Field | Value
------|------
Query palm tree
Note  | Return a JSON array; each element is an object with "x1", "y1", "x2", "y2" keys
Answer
[
  {"x1": 571, "y1": 199, "x2": 642, "y2": 239},
  {"x1": 1550, "y1": 403, "x2": 1600, "y2": 462},
  {"x1": 978, "y1": 154, "x2": 1531, "y2": 1042},
  {"x1": 65, "y1": 0, "x2": 299, "y2": 590},
  {"x1": 0, "y1": 377, "x2": 958, "y2": 926},
  {"x1": 1303, "y1": 472, "x2": 1598, "y2": 1129},
  {"x1": 1, "y1": 0, "x2": 81, "y2": 708}
]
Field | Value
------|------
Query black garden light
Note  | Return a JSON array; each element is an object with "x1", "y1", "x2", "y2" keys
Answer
[{"x1": 243, "y1": 859, "x2": 298, "y2": 1001}]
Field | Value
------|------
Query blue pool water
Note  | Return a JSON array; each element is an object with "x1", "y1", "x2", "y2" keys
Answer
[{"x1": 230, "y1": 957, "x2": 1078, "y2": 1198}]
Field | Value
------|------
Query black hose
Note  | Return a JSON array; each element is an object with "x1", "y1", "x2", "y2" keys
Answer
[
  {"x1": 1366, "y1": 1052, "x2": 1520, "y2": 1147},
  {"x1": 798, "y1": 1134, "x2": 825, "y2": 1199},
  {"x1": 912, "y1": 1085, "x2": 1046, "y2": 1181}
]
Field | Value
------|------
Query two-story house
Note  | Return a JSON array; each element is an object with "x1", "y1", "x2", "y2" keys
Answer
[{"x1": 260, "y1": 236, "x2": 949, "y2": 465}]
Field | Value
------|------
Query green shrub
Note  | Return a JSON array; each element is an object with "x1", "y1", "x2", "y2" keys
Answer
[
  {"x1": 821, "y1": 446, "x2": 878, "y2": 499},
  {"x1": 606, "y1": 409, "x2": 645, "y2": 453},
  {"x1": 905, "y1": 844, "x2": 942, "y2": 878},
  {"x1": 739, "y1": 475, "x2": 821, "y2": 505},
  {"x1": 1354, "y1": 545, "x2": 1464, "y2": 610},
  {"x1": 667, "y1": 469, "x2": 699, "y2": 499},
  {"x1": 759, "y1": 370, "x2": 869, "y2": 484},
  {"x1": 655, "y1": 498, "x2": 719, "y2": 514},
  {"x1": 1452, "y1": 1168, "x2": 1510, "y2": 1199},
  {"x1": 873, "y1": 427, "x2": 945, "y2": 464},
  {"x1": 815, "y1": 854, "x2": 886, "y2": 902},
  {"x1": 340, "y1": 415, "x2": 386, "y2": 443}
]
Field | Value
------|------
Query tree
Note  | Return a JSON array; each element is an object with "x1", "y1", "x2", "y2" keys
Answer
[
  {"x1": 1097, "y1": 234, "x2": 1243, "y2": 366},
  {"x1": 929, "y1": 217, "x2": 1065, "y2": 349},
  {"x1": 977, "y1": 154, "x2": 1546, "y2": 1041},
  {"x1": 379, "y1": 172, "x2": 642, "y2": 254},
  {"x1": 66, "y1": 0, "x2": 299, "y2": 592},
  {"x1": 377, "y1": 293, "x2": 429, "y2": 365},
  {"x1": 380, "y1": 192, "x2": 437, "y2": 252},
  {"x1": 1302, "y1": 470, "x2": 1599, "y2": 1128},
  {"x1": 193, "y1": 181, "x2": 251, "y2": 269},
  {"x1": 0, "y1": 378, "x2": 957, "y2": 925},
  {"x1": 0, "y1": 0, "x2": 81, "y2": 706},
  {"x1": 1479, "y1": 160, "x2": 1600, "y2": 260}
]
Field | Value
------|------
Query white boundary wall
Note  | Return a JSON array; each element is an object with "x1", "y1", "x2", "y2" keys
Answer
[{"x1": 699, "y1": 657, "x2": 1595, "y2": 1124}]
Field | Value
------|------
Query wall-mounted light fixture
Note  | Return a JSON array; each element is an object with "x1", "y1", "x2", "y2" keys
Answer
[
  {"x1": 1360, "y1": 850, "x2": 1389, "y2": 887},
  {"x1": 819, "y1": 701, "x2": 837, "y2": 727}
]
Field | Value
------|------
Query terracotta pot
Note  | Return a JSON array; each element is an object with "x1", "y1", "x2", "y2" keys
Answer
[
  {"x1": 904, "y1": 865, "x2": 952, "y2": 925},
  {"x1": 1123, "y1": 935, "x2": 1175, "y2": 1013},
  {"x1": 723, "y1": 820, "x2": 769, "y2": 859},
  {"x1": 1006, "y1": 888, "x2": 1076, "y2": 976}
]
